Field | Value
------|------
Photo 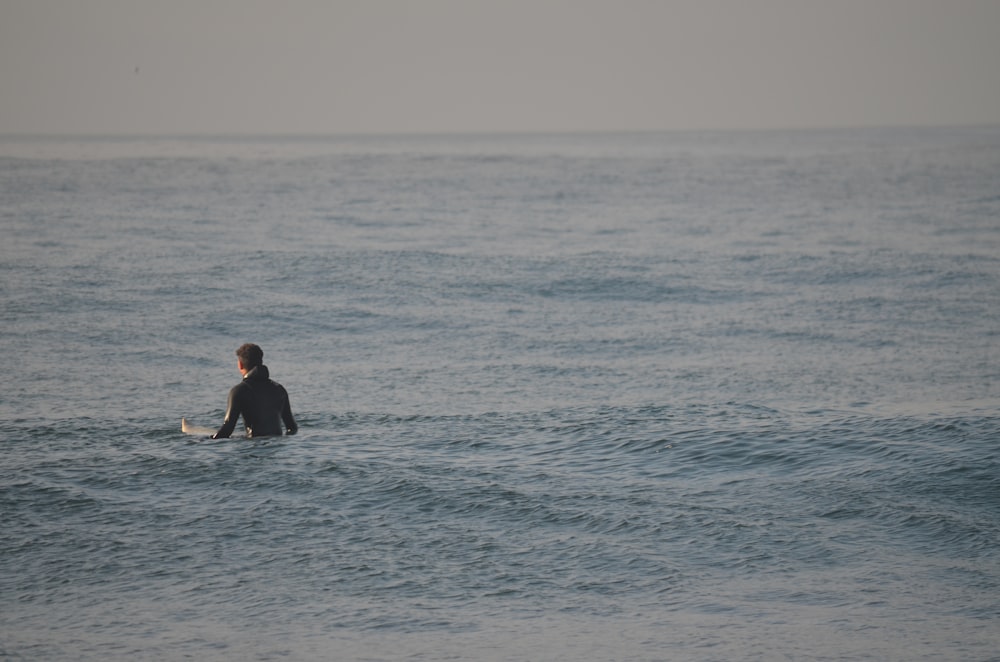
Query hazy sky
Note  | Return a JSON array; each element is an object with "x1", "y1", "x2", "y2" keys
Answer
[{"x1": 2, "y1": 0, "x2": 999, "y2": 135}]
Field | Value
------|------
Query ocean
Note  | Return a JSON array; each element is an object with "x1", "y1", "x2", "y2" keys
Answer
[{"x1": 1, "y1": 128, "x2": 998, "y2": 660}]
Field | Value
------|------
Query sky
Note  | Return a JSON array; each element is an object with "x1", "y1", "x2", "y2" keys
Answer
[{"x1": 2, "y1": 0, "x2": 999, "y2": 135}]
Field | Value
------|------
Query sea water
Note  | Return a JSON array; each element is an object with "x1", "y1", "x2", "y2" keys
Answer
[{"x1": 1, "y1": 128, "x2": 999, "y2": 660}]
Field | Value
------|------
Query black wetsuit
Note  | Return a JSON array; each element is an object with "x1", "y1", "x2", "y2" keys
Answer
[{"x1": 213, "y1": 364, "x2": 297, "y2": 439}]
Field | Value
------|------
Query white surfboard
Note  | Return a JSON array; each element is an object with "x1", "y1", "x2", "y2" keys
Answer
[{"x1": 181, "y1": 418, "x2": 216, "y2": 436}]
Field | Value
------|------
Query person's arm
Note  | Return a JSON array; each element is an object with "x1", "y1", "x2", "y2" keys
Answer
[
  {"x1": 281, "y1": 387, "x2": 297, "y2": 435},
  {"x1": 212, "y1": 386, "x2": 241, "y2": 439}
]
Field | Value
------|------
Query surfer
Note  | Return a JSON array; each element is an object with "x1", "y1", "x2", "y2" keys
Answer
[{"x1": 212, "y1": 343, "x2": 298, "y2": 439}]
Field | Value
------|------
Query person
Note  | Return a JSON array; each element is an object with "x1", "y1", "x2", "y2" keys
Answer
[{"x1": 212, "y1": 343, "x2": 298, "y2": 439}]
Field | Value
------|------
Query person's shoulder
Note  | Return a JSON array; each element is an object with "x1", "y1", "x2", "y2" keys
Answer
[{"x1": 267, "y1": 378, "x2": 290, "y2": 394}]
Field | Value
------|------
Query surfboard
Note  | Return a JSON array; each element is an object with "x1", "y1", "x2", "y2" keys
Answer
[{"x1": 181, "y1": 418, "x2": 216, "y2": 436}]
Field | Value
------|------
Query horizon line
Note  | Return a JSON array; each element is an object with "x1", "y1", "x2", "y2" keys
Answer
[{"x1": 3, "y1": 122, "x2": 1000, "y2": 141}]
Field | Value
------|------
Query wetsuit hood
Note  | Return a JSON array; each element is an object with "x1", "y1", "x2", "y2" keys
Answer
[{"x1": 244, "y1": 364, "x2": 270, "y2": 381}]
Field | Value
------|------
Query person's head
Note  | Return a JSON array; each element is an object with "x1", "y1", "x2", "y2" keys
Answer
[{"x1": 235, "y1": 343, "x2": 264, "y2": 373}]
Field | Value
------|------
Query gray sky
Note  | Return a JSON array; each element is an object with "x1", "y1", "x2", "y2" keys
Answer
[{"x1": 2, "y1": 0, "x2": 999, "y2": 135}]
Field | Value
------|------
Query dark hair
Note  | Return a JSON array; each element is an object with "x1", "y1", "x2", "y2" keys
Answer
[{"x1": 236, "y1": 343, "x2": 264, "y2": 369}]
